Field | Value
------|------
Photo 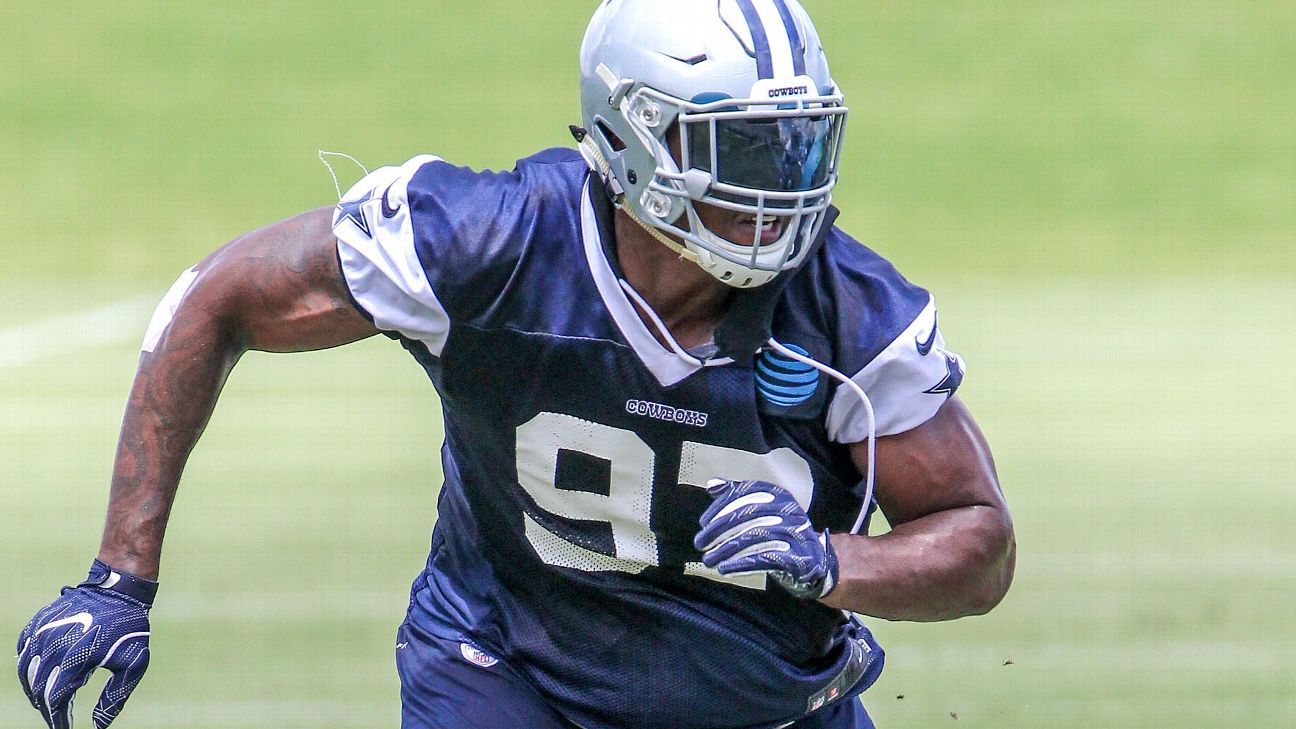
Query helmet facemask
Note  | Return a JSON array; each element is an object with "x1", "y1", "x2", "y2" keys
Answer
[{"x1": 614, "y1": 85, "x2": 846, "y2": 288}]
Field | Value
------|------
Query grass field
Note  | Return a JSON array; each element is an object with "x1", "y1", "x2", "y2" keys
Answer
[{"x1": 2, "y1": 2, "x2": 1293, "y2": 727}]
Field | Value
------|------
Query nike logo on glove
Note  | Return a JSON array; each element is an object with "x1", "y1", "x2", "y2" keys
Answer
[{"x1": 35, "y1": 612, "x2": 94, "y2": 636}]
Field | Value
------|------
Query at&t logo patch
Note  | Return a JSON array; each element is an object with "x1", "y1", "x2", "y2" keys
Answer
[{"x1": 756, "y1": 344, "x2": 820, "y2": 407}]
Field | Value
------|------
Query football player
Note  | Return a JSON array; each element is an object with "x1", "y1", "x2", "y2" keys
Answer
[{"x1": 17, "y1": 1, "x2": 1014, "y2": 727}]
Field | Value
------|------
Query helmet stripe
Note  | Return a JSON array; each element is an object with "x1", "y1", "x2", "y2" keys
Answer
[
  {"x1": 734, "y1": 0, "x2": 775, "y2": 79},
  {"x1": 771, "y1": 0, "x2": 807, "y2": 76},
  {"x1": 748, "y1": 0, "x2": 801, "y2": 80}
]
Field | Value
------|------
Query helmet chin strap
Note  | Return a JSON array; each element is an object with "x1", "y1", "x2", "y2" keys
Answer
[{"x1": 572, "y1": 126, "x2": 699, "y2": 265}]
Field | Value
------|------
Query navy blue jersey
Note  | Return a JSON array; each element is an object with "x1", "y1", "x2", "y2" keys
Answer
[{"x1": 333, "y1": 149, "x2": 964, "y2": 729}]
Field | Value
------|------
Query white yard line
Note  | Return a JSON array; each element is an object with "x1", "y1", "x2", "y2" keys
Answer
[{"x1": 0, "y1": 297, "x2": 155, "y2": 368}]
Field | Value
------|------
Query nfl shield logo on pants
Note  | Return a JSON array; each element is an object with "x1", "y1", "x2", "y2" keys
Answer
[{"x1": 459, "y1": 642, "x2": 500, "y2": 669}]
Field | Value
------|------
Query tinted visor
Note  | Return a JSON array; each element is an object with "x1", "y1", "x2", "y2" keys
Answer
[{"x1": 686, "y1": 114, "x2": 840, "y2": 194}]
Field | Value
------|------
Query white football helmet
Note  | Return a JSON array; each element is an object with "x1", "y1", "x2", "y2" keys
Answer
[{"x1": 579, "y1": 0, "x2": 847, "y2": 288}]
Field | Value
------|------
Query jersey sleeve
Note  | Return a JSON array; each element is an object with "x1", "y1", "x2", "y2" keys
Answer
[
  {"x1": 829, "y1": 290, "x2": 964, "y2": 441},
  {"x1": 332, "y1": 153, "x2": 551, "y2": 356},
  {"x1": 333, "y1": 155, "x2": 452, "y2": 354},
  {"x1": 825, "y1": 295, "x2": 966, "y2": 443}
]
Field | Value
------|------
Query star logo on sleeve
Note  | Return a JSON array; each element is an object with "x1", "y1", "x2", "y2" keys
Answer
[
  {"x1": 335, "y1": 187, "x2": 376, "y2": 238},
  {"x1": 923, "y1": 351, "x2": 964, "y2": 398}
]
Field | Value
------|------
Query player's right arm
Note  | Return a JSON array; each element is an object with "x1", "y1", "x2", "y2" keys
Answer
[
  {"x1": 20, "y1": 150, "x2": 529, "y2": 727},
  {"x1": 100, "y1": 206, "x2": 377, "y2": 578},
  {"x1": 17, "y1": 206, "x2": 376, "y2": 728}
]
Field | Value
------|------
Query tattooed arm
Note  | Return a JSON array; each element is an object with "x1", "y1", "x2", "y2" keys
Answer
[{"x1": 98, "y1": 208, "x2": 378, "y2": 579}]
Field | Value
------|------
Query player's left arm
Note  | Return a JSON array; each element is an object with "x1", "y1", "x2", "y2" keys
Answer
[{"x1": 820, "y1": 395, "x2": 1015, "y2": 621}]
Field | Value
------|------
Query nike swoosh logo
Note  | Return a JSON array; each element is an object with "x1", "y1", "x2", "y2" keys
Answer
[
  {"x1": 381, "y1": 181, "x2": 402, "y2": 219},
  {"x1": 35, "y1": 612, "x2": 94, "y2": 636},
  {"x1": 915, "y1": 313, "x2": 938, "y2": 356}
]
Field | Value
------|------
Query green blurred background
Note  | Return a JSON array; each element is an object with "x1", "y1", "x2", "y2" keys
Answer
[{"x1": 1, "y1": 1, "x2": 1292, "y2": 727}]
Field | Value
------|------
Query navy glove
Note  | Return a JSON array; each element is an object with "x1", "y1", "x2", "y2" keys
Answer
[
  {"x1": 17, "y1": 560, "x2": 157, "y2": 728},
  {"x1": 695, "y1": 479, "x2": 839, "y2": 599}
]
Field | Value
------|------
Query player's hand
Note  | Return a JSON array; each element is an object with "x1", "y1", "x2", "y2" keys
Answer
[
  {"x1": 17, "y1": 560, "x2": 157, "y2": 728},
  {"x1": 694, "y1": 479, "x2": 839, "y2": 599}
]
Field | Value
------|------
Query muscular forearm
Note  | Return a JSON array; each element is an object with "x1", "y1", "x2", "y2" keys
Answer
[
  {"x1": 98, "y1": 300, "x2": 246, "y2": 579},
  {"x1": 820, "y1": 504, "x2": 1015, "y2": 621}
]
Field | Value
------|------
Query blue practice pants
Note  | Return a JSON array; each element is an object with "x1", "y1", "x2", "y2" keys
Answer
[{"x1": 396, "y1": 621, "x2": 876, "y2": 729}]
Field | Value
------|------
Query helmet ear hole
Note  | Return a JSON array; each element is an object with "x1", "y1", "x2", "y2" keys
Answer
[{"x1": 594, "y1": 120, "x2": 627, "y2": 152}]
